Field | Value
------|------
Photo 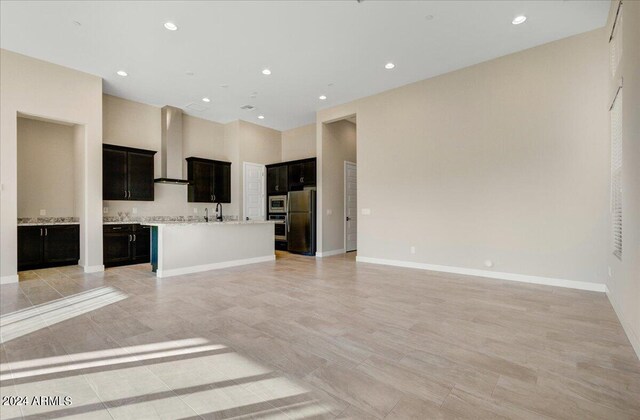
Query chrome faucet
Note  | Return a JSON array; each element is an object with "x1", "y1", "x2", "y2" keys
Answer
[
  {"x1": 215, "y1": 202, "x2": 223, "y2": 222},
  {"x1": 204, "y1": 208, "x2": 209, "y2": 222}
]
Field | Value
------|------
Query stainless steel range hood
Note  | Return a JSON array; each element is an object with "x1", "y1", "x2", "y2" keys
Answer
[{"x1": 154, "y1": 106, "x2": 190, "y2": 184}]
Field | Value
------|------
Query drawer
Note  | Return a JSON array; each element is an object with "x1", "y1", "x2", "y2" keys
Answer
[{"x1": 103, "y1": 224, "x2": 134, "y2": 233}]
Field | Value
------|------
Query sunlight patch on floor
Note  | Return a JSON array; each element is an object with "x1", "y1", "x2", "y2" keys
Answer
[{"x1": 0, "y1": 286, "x2": 127, "y2": 344}]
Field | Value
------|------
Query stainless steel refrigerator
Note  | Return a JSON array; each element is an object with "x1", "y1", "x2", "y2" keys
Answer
[{"x1": 287, "y1": 190, "x2": 316, "y2": 255}]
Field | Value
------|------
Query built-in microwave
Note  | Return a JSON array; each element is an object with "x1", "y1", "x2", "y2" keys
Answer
[{"x1": 268, "y1": 195, "x2": 287, "y2": 214}]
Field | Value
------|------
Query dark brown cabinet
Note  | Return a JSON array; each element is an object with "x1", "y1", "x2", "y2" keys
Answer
[
  {"x1": 103, "y1": 144, "x2": 156, "y2": 201},
  {"x1": 103, "y1": 224, "x2": 150, "y2": 267},
  {"x1": 267, "y1": 164, "x2": 288, "y2": 194},
  {"x1": 18, "y1": 225, "x2": 79, "y2": 270},
  {"x1": 186, "y1": 157, "x2": 231, "y2": 203},
  {"x1": 287, "y1": 158, "x2": 316, "y2": 190}
]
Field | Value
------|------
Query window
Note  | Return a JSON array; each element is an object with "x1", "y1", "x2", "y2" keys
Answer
[
  {"x1": 610, "y1": 88, "x2": 623, "y2": 259},
  {"x1": 609, "y1": 1, "x2": 623, "y2": 77}
]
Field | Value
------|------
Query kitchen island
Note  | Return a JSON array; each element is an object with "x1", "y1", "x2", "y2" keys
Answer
[{"x1": 143, "y1": 220, "x2": 275, "y2": 278}]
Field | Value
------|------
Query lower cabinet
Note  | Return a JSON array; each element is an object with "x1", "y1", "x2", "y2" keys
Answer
[
  {"x1": 103, "y1": 224, "x2": 151, "y2": 267},
  {"x1": 18, "y1": 225, "x2": 79, "y2": 271}
]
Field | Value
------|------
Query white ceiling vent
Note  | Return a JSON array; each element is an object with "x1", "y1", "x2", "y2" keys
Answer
[
  {"x1": 240, "y1": 105, "x2": 256, "y2": 111},
  {"x1": 185, "y1": 102, "x2": 208, "y2": 112}
]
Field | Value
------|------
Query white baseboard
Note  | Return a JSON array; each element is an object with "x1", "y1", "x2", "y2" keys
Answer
[
  {"x1": 606, "y1": 286, "x2": 640, "y2": 361},
  {"x1": 157, "y1": 255, "x2": 275, "y2": 278},
  {"x1": 83, "y1": 265, "x2": 105, "y2": 274},
  {"x1": 355, "y1": 256, "x2": 606, "y2": 293},
  {"x1": 316, "y1": 248, "x2": 345, "y2": 258},
  {"x1": 0, "y1": 275, "x2": 19, "y2": 285}
]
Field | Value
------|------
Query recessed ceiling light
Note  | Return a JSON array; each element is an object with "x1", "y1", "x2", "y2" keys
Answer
[
  {"x1": 220, "y1": 84, "x2": 229, "y2": 88},
  {"x1": 164, "y1": 22, "x2": 178, "y2": 31},
  {"x1": 116, "y1": 70, "x2": 128, "y2": 77},
  {"x1": 72, "y1": 20, "x2": 82, "y2": 26},
  {"x1": 185, "y1": 71, "x2": 194, "y2": 76},
  {"x1": 202, "y1": 97, "x2": 211, "y2": 103},
  {"x1": 262, "y1": 68, "x2": 271, "y2": 75},
  {"x1": 258, "y1": 115, "x2": 265, "y2": 119},
  {"x1": 385, "y1": 62, "x2": 395, "y2": 70},
  {"x1": 425, "y1": 15, "x2": 434, "y2": 21},
  {"x1": 319, "y1": 95, "x2": 327, "y2": 100},
  {"x1": 512, "y1": 15, "x2": 527, "y2": 25}
]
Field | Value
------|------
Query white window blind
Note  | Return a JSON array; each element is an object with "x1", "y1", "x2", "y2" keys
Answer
[
  {"x1": 610, "y1": 88, "x2": 623, "y2": 259},
  {"x1": 610, "y1": 2, "x2": 623, "y2": 77}
]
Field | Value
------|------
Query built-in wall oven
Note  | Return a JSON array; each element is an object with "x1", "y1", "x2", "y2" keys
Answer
[
  {"x1": 269, "y1": 214, "x2": 287, "y2": 241},
  {"x1": 268, "y1": 195, "x2": 287, "y2": 214}
]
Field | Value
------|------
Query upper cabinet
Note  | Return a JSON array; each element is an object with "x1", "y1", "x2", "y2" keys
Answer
[
  {"x1": 287, "y1": 158, "x2": 316, "y2": 190},
  {"x1": 267, "y1": 164, "x2": 288, "y2": 194},
  {"x1": 186, "y1": 157, "x2": 231, "y2": 203},
  {"x1": 103, "y1": 144, "x2": 156, "y2": 201}
]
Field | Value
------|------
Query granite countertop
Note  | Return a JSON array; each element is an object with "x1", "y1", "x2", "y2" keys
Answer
[
  {"x1": 18, "y1": 217, "x2": 79, "y2": 226},
  {"x1": 142, "y1": 220, "x2": 275, "y2": 226}
]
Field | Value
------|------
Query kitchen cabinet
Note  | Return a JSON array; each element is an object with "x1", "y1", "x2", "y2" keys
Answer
[
  {"x1": 287, "y1": 158, "x2": 316, "y2": 190},
  {"x1": 103, "y1": 144, "x2": 156, "y2": 201},
  {"x1": 186, "y1": 157, "x2": 231, "y2": 203},
  {"x1": 103, "y1": 224, "x2": 150, "y2": 267},
  {"x1": 18, "y1": 225, "x2": 79, "y2": 270},
  {"x1": 267, "y1": 164, "x2": 288, "y2": 194}
]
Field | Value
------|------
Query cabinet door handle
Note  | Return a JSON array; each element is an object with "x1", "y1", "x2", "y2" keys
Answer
[
  {"x1": 129, "y1": 234, "x2": 132, "y2": 242},
  {"x1": 112, "y1": 226, "x2": 122, "y2": 230},
  {"x1": 40, "y1": 228, "x2": 43, "y2": 236},
  {"x1": 300, "y1": 177, "x2": 304, "y2": 183},
  {"x1": 124, "y1": 189, "x2": 127, "y2": 198},
  {"x1": 133, "y1": 234, "x2": 136, "y2": 242},
  {"x1": 213, "y1": 194, "x2": 216, "y2": 202},
  {"x1": 44, "y1": 228, "x2": 48, "y2": 236},
  {"x1": 276, "y1": 185, "x2": 279, "y2": 191},
  {"x1": 128, "y1": 191, "x2": 131, "y2": 199}
]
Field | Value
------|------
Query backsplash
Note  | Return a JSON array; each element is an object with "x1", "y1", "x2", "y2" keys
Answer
[{"x1": 103, "y1": 214, "x2": 239, "y2": 223}]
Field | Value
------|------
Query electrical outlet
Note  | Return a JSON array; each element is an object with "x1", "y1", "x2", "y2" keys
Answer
[
  {"x1": 132, "y1": 207, "x2": 138, "y2": 214},
  {"x1": 361, "y1": 208, "x2": 371, "y2": 215},
  {"x1": 484, "y1": 260, "x2": 494, "y2": 268},
  {"x1": 103, "y1": 207, "x2": 108, "y2": 214},
  {"x1": 410, "y1": 246, "x2": 416, "y2": 254},
  {"x1": 40, "y1": 209, "x2": 46, "y2": 216}
]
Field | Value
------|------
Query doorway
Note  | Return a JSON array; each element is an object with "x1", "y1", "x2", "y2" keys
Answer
[
  {"x1": 344, "y1": 161, "x2": 357, "y2": 252},
  {"x1": 243, "y1": 162, "x2": 266, "y2": 221}
]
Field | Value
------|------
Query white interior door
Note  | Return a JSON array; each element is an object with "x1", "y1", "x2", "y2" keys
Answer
[
  {"x1": 243, "y1": 162, "x2": 266, "y2": 221},
  {"x1": 344, "y1": 161, "x2": 357, "y2": 252}
]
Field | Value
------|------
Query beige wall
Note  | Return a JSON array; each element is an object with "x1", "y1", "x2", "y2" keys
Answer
[
  {"x1": 605, "y1": 0, "x2": 640, "y2": 358},
  {"x1": 321, "y1": 120, "x2": 356, "y2": 253},
  {"x1": 1, "y1": 49, "x2": 103, "y2": 280},
  {"x1": 237, "y1": 120, "x2": 282, "y2": 218},
  {"x1": 17, "y1": 117, "x2": 76, "y2": 218},
  {"x1": 282, "y1": 123, "x2": 316, "y2": 161},
  {"x1": 317, "y1": 28, "x2": 610, "y2": 287},
  {"x1": 102, "y1": 94, "x2": 233, "y2": 218}
]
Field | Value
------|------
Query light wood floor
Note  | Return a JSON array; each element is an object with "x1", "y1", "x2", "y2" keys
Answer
[{"x1": 1, "y1": 252, "x2": 639, "y2": 419}]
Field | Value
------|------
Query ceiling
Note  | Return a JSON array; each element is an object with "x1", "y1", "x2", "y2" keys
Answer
[{"x1": 0, "y1": 1, "x2": 609, "y2": 131}]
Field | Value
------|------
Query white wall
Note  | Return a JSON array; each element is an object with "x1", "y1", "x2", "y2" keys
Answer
[
  {"x1": 1, "y1": 49, "x2": 103, "y2": 281},
  {"x1": 317, "y1": 28, "x2": 609, "y2": 287},
  {"x1": 605, "y1": 0, "x2": 640, "y2": 359},
  {"x1": 321, "y1": 120, "x2": 356, "y2": 253},
  {"x1": 17, "y1": 117, "x2": 76, "y2": 218},
  {"x1": 282, "y1": 123, "x2": 316, "y2": 161}
]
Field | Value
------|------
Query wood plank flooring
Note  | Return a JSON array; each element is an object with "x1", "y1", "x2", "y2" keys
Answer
[{"x1": 1, "y1": 251, "x2": 639, "y2": 419}]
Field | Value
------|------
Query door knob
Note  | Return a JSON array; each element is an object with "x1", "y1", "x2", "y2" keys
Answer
[{"x1": 346, "y1": 217, "x2": 351, "y2": 221}]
